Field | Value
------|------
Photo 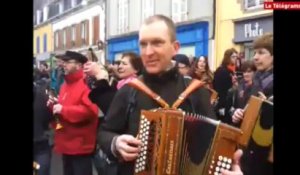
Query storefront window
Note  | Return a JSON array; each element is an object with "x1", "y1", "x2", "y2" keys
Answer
[
  {"x1": 244, "y1": 43, "x2": 254, "y2": 60},
  {"x1": 178, "y1": 45, "x2": 195, "y2": 57}
]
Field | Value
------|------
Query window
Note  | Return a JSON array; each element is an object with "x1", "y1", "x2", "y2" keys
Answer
[
  {"x1": 93, "y1": 15, "x2": 100, "y2": 45},
  {"x1": 43, "y1": 34, "x2": 47, "y2": 52},
  {"x1": 244, "y1": 0, "x2": 264, "y2": 10},
  {"x1": 71, "y1": 0, "x2": 77, "y2": 8},
  {"x1": 172, "y1": 0, "x2": 188, "y2": 23},
  {"x1": 64, "y1": 0, "x2": 72, "y2": 11},
  {"x1": 48, "y1": 2, "x2": 60, "y2": 18},
  {"x1": 36, "y1": 37, "x2": 40, "y2": 54},
  {"x1": 118, "y1": 0, "x2": 129, "y2": 34},
  {"x1": 81, "y1": 22, "x2": 86, "y2": 44},
  {"x1": 141, "y1": 0, "x2": 154, "y2": 21},
  {"x1": 178, "y1": 45, "x2": 195, "y2": 57},
  {"x1": 54, "y1": 32, "x2": 59, "y2": 49},
  {"x1": 33, "y1": 15, "x2": 36, "y2": 25},
  {"x1": 63, "y1": 29, "x2": 67, "y2": 48},
  {"x1": 244, "y1": 44, "x2": 255, "y2": 60},
  {"x1": 71, "y1": 25, "x2": 76, "y2": 47},
  {"x1": 36, "y1": 10, "x2": 42, "y2": 25}
]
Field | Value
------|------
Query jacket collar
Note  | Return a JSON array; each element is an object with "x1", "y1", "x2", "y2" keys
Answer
[{"x1": 64, "y1": 69, "x2": 84, "y2": 84}]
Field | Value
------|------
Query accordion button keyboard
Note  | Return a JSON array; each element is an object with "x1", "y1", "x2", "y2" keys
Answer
[
  {"x1": 221, "y1": 163, "x2": 226, "y2": 168},
  {"x1": 209, "y1": 170, "x2": 212, "y2": 174},
  {"x1": 226, "y1": 164, "x2": 231, "y2": 169},
  {"x1": 215, "y1": 167, "x2": 220, "y2": 172},
  {"x1": 217, "y1": 161, "x2": 221, "y2": 166},
  {"x1": 218, "y1": 156, "x2": 223, "y2": 161},
  {"x1": 227, "y1": 158, "x2": 232, "y2": 164}
]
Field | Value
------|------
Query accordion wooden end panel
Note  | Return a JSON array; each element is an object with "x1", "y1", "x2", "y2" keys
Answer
[
  {"x1": 134, "y1": 110, "x2": 184, "y2": 175},
  {"x1": 204, "y1": 124, "x2": 242, "y2": 175},
  {"x1": 238, "y1": 96, "x2": 264, "y2": 147}
]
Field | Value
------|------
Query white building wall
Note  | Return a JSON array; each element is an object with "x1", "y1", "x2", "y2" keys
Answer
[
  {"x1": 107, "y1": 0, "x2": 213, "y2": 37},
  {"x1": 52, "y1": 5, "x2": 105, "y2": 46},
  {"x1": 106, "y1": 0, "x2": 214, "y2": 65}
]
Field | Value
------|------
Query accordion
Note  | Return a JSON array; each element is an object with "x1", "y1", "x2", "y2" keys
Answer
[{"x1": 128, "y1": 79, "x2": 264, "y2": 175}]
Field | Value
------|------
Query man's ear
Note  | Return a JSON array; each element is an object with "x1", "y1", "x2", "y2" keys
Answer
[{"x1": 173, "y1": 40, "x2": 180, "y2": 53}]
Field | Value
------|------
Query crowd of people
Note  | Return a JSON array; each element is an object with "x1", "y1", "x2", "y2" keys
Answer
[{"x1": 33, "y1": 14, "x2": 273, "y2": 175}]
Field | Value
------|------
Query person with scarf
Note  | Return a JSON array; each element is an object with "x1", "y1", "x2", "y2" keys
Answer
[
  {"x1": 231, "y1": 33, "x2": 273, "y2": 175},
  {"x1": 213, "y1": 48, "x2": 239, "y2": 121}
]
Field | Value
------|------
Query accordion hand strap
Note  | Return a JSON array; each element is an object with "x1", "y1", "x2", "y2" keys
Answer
[
  {"x1": 128, "y1": 78, "x2": 170, "y2": 108},
  {"x1": 172, "y1": 79, "x2": 205, "y2": 109}
]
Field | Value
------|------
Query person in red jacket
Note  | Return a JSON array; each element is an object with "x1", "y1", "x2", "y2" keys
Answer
[{"x1": 47, "y1": 50, "x2": 99, "y2": 175}]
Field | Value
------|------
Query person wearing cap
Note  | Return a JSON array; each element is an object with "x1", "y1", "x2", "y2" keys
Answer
[{"x1": 47, "y1": 50, "x2": 99, "y2": 175}]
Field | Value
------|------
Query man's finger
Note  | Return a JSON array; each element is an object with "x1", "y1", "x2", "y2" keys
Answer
[
  {"x1": 123, "y1": 136, "x2": 143, "y2": 147},
  {"x1": 233, "y1": 149, "x2": 243, "y2": 167},
  {"x1": 121, "y1": 143, "x2": 140, "y2": 154},
  {"x1": 119, "y1": 150, "x2": 139, "y2": 161}
]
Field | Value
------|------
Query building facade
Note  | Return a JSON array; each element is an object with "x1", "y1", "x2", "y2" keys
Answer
[
  {"x1": 106, "y1": 0, "x2": 215, "y2": 67},
  {"x1": 215, "y1": 0, "x2": 273, "y2": 70},
  {"x1": 34, "y1": 24, "x2": 54, "y2": 62},
  {"x1": 52, "y1": 0, "x2": 105, "y2": 63},
  {"x1": 33, "y1": 0, "x2": 105, "y2": 64}
]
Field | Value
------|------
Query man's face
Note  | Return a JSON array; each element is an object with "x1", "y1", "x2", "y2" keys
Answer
[
  {"x1": 253, "y1": 48, "x2": 273, "y2": 71},
  {"x1": 139, "y1": 21, "x2": 179, "y2": 74},
  {"x1": 117, "y1": 56, "x2": 137, "y2": 79},
  {"x1": 177, "y1": 63, "x2": 190, "y2": 76},
  {"x1": 63, "y1": 59, "x2": 81, "y2": 75},
  {"x1": 56, "y1": 58, "x2": 64, "y2": 68}
]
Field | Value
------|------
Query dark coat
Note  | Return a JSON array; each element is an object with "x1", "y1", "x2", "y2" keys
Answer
[
  {"x1": 212, "y1": 66, "x2": 234, "y2": 121},
  {"x1": 241, "y1": 68, "x2": 273, "y2": 175},
  {"x1": 33, "y1": 81, "x2": 52, "y2": 153}
]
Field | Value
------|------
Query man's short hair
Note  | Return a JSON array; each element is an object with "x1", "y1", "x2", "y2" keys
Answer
[
  {"x1": 253, "y1": 33, "x2": 273, "y2": 55},
  {"x1": 143, "y1": 14, "x2": 177, "y2": 42}
]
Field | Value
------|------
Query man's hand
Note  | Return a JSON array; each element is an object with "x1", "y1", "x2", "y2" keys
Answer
[
  {"x1": 258, "y1": 91, "x2": 267, "y2": 100},
  {"x1": 47, "y1": 96, "x2": 58, "y2": 107},
  {"x1": 221, "y1": 149, "x2": 243, "y2": 175},
  {"x1": 53, "y1": 104, "x2": 63, "y2": 114},
  {"x1": 232, "y1": 108, "x2": 244, "y2": 123},
  {"x1": 83, "y1": 62, "x2": 108, "y2": 80},
  {"x1": 115, "y1": 135, "x2": 142, "y2": 162}
]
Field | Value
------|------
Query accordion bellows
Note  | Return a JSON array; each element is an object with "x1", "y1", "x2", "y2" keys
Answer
[{"x1": 134, "y1": 96, "x2": 263, "y2": 175}]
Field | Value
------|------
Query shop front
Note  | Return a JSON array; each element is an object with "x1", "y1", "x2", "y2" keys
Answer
[{"x1": 233, "y1": 15, "x2": 273, "y2": 60}]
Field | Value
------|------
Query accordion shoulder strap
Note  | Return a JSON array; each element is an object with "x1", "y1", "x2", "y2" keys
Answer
[
  {"x1": 128, "y1": 78, "x2": 170, "y2": 108},
  {"x1": 172, "y1": 79, "x2": 205, "y2": 109}
]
